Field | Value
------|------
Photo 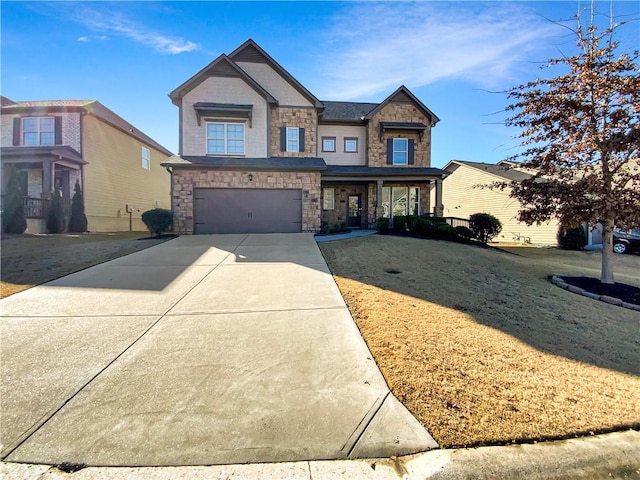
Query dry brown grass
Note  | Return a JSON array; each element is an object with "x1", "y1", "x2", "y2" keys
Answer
[
  {"x1": 1, "y1": 232, "x2": 171, "y2": 298},
  {"x1": 319, "y1": 235, "x2": 640, "y2": 448}
]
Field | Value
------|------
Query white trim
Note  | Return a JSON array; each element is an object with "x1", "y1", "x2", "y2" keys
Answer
[
  {"x1": 286, "y1": 127, "x2": 299, "y2": 152},
  {"x1": 392, "y1": 138, "x2": 408, "y2": 165},
  {"x1": 141, "y1": 146, "x2": 151, "y2": 170},
  {"x1": 22, "y1": 116, "x2": 55, "y2": 146},
  {"x1": 323, "y1": 187, "x2": 335, "y2": 210},
  {"x1": 206, "y1": 121, "x2": 246, "y2": 155}
]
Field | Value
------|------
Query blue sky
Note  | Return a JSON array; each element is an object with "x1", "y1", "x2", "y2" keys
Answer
[{"x1": 2, "y1": 1, "x2": 638, "y2": 168}]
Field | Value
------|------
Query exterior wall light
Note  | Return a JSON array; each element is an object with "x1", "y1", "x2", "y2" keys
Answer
[{"x1": 248, "y1": 173, "x2": 253, "y2": 182}]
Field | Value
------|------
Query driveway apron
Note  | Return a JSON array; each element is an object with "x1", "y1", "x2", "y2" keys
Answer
[{"x1": 0, "y1": 234, "x2": 436, "y2": 466}]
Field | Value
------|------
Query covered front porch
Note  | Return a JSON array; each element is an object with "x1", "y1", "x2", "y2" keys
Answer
[
  {"x1": 1, "y1": 146, "x2": 87, "y2": 231},
  {"x1": 320, "y1": 166, "x2": 445, "y2": 230}
]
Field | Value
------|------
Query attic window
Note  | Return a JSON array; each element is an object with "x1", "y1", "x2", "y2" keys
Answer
[{"x1": 193, "y1": 103, "x2": 253, "y2": 127}]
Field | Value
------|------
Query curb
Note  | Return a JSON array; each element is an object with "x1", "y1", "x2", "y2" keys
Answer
[
  {"x1": 551, "y1": 274, "x2": 640, "y2": 312},
  {"x1": 2, "y1": 430, "x2": 639, "y2": 480}
]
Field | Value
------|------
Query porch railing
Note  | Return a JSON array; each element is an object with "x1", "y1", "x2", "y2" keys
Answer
[
  {"x1": 444, "y1": 216, "x2": 470, "y2": 229},
  {"x1": 1, "y1": 196, "x2": 71, "y2": 219}
]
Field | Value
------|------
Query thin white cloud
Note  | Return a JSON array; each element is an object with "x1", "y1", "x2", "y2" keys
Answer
[
  {"x1": 77, "y1": 36, "x2": 89, "y2": 42},
  {"x1": 315, "y1": 2, "x2": 563, "y2": 100},
  {"x1": 68, "y1": 5, "x2": 198, "y2": 55}
]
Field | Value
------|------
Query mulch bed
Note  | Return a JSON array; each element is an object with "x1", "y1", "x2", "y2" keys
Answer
[{"x1": 560, "y1": 276, "x2": 640, "y2": 306}]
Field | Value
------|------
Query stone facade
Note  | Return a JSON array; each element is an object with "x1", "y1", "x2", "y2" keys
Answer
[
  {"x1": 366, "y1": 103, "x2": 432, "y2": 168},
  {"x1": 172, "y1": 169, "x2": 321, "y2": 234},
  {"x1": 321, "y1": 183, "x2": 368, "y2": 229},
  {"x1": 269, "y1": 107, "x2": 317, "y2": 157}
]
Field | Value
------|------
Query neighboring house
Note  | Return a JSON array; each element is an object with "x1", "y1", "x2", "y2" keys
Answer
[
  {"x1": 437, "y1": 160, "x2": 561, "y2": 245},
  {"x1": 163, "y1": 39, "x2": 447, "y2": 234},
  {"x1": 1, "y1": 97, "x2": 172, "y2": 232}
]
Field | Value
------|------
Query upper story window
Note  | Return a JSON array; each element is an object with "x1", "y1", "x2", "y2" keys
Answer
[
  {"x1": 392, "y1": 138, "x2": 408, "y2": 165},
  {"x1": 344, "y1": 137, "x2": 358, "y2": 153},
  {"x1": 141, "y1": 147, "x2": 150, "y2": 170},
  {"x1": 207, "y1": 122, "x2": 245, "y2": 155},
  {"x1": 286, "y1": 127, "x2": 299, "y2": 152},
  {"x1": 23, "y1": 117, "x2": 55, "y2": 146},
  {"x1": 322, "y1": 137, "x2": 336, "y2": 153}
]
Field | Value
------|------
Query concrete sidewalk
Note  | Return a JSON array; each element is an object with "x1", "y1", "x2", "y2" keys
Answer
[
  {"x1": 2, "y1": 430, "x2": 638, "y2": 479},
  {"x1": 0, "y1": 234, "x2": 435, "y2": 466}
]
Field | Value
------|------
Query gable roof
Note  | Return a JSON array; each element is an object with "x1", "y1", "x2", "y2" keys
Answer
[
  {"x1": 319, "y1": 101, "x2": 378, "y2": 123},
  {"x1": 168, "y1": 54, "x2": 278, "y2": 105},
  {"x1": 444, "y1": 160, "x2": 532, "y2": 182},
  {"x1": 364, "y1": 85, "x2": 440, "y2": 125},
  {"x1": 1, "y1": 100, "x2": 172, "y2": 155},
  {"x1": 229, "y1": 39, "x2": 323, "y2": 108}
]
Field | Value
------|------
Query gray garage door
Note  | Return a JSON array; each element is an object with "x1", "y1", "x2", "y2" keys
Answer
[{"x1": 193, "y1": 188, "x2": 302, "y2": 234}]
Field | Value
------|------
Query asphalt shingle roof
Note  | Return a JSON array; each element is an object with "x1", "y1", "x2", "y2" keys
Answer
[
  {"x1": 162, "y1": 155, "x2": 327, "y2": 171},
  {"x1": 320, "y1": 102, "x2": 378, "y2": 122},
  {"x1": 450, "y1": 160, "x2": 532, "y2": 182},
  {"x1": 324, "y1": 165, "x2": 446, "y2": 176}
]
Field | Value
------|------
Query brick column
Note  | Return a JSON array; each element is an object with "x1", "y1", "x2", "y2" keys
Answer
[{"x1": 376, "y1": 179, "x2": 384, "y2": 219}]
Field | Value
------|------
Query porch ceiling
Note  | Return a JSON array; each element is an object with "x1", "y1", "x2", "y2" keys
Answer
[
  {"x1": 322, "y1": 165, "x2": 446, "y2": 182},
  {"x1": 0, "y1": 146, "x2": 87, "y2": 166}
]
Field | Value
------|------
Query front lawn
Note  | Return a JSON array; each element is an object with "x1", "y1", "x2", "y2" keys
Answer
[
  {"x1": 0, "y1": 232, "x2": 171, "y2": 298},
  {"x1": 319, "y1": 236, "x2": 640, "y2": 448}
]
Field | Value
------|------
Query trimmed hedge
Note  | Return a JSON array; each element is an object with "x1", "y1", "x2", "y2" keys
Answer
[{"x1": 141, "y1": 208, "x2": 173, "y2": 237}]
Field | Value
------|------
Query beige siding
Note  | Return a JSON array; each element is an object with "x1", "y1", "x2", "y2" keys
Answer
[
  {"x1": 317, "y1": 125, "x2": 366, "y2": 165},
  {"x1": 236, "y1": 62, "x2": 313, "y2": 107},
  {"x1": 1, "y1": 112, "x2": 81, "y2": 151},
  {"x1": 438, "y1": 164, "x2": 559, "y2": 245},
  {"x1": 182, "y1": 77, "x2": 268, "y2": 157},
  {"x1": 82, "y1": 115, "x2": 170, "y2": 232}
]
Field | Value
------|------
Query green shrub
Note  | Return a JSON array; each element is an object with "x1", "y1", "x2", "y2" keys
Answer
[
  {"x1": 2, "y1": 165, "x2": 27, "y2": 234},
  {"x1": 557, "y1": 225, "x2": 587, "y2": 250},
  {"x1": 392, "y1": 215, "x2": 407, "y2": 232},
  {"x1": 321, "y1": 222, "x2": 330, "y2": 234},
  {"x1": 432, "y1": 216, "x2": 448, "y2": 225},
  {"x1": 141, "y1": 208, "x2": 173, "y2": 237},
  {"x1": 469, "y1": 213, "x2": 502, "y2": 245},
  {"x1": 412, "y1": 217, "x2": 435, "y2": 237},
  {"x1": 46, "y1": 189, "x2": 65, "y2": 234},
  {"x1": 376, "y1": 217, "x2": 390, "y2": 233},
  {"x1": 329, "y1": 223, "x2": 341, "y2": 234},
  {"x1": 67, "y1": 180, "x2": 88, "y2": 233},
  {"x1": 339, "y1": 221, "x2": 349, "y2": 232},
  {"x1": 434, "y1": 223, "x2": 458, "y2": 241},
  {"x1": 455, "y1": 225, "x2": 473, "y2": 242}
]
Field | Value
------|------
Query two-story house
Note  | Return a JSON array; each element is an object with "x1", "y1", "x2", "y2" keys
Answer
[
  {"x1": 1, "y1": 97, "x2": 172, "y2": 232},
  {"x1": 163, "y1": 39, "x2": 446, "y2": 234}
]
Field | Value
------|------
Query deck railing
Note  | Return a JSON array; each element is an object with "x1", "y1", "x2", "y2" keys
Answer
[{"x1": 444, "y1": 216, "x2": 470, "y2": 229}]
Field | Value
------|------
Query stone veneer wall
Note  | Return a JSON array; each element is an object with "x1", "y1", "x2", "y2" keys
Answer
[
  {"x1": 366, "y1": 103, "x2": 432, "y2": 168},
  {"x1": 269, "y1": 107, "x2": 317, "y2": 157},
  {"x1": 321, "y1": 184, "x2": 367, "y2": 228},
  {"x1": 172, "y1": 169, "x2": 321, "y2": 234}
]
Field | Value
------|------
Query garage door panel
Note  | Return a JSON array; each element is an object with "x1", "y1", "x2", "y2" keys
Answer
[{"x1": 194, "y1": 188, "x2": 302, "y2": 234}]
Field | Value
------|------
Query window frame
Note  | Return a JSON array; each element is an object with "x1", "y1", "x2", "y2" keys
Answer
[
  {"x1": 206, "y1": 121, "x2": 246, "y2": 156},
  {"x1": 344, "y1": 137, "x2": 358, "y2": 153},
  {"x1": 381, "y1": 186, "x2": 420, "y2": 218},
  {"x1": 323, "y1": 187, "x2": 335, "y2": 210},
  {"x1": 22, "y1": 117, "x2": 55, "y2": 146},
  {"x1": 141, "y1": 147, "x2": 151, "y2": 170},
  {"x1": 321, "y1": 136, "x2": 336, "y2": 153},
  {"x1": 286, "y1": 127, "x2": 299, "y2": 153},
  {"x1": 392, "y1": 138, "x2": 409, "y2": 165}
]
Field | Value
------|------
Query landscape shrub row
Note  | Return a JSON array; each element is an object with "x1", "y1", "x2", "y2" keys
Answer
[{"x1": 377, "y1": 213, "x2": 502, "y2": 246}]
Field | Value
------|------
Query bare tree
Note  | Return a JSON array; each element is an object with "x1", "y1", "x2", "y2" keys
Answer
[{"x1": 501, "y1": 6, "x2": 639, "y2": 284}]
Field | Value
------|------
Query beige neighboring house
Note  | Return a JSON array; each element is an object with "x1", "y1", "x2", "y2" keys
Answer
[
  {"x1": 1, "y1": 97, "x2": 172, "y2": 232},
  {"x1": 436, "y1": 160, "x2": 561, "y2": 245},
  {"x1": 163, "y1": 39, "x2": 447, "y2": 234}
]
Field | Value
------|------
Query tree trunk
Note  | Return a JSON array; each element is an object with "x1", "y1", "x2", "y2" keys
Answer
[{"x1": 600, "y1": 218, "x2": 615, "y2": 284}]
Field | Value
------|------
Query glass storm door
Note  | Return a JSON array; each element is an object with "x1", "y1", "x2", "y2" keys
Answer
[{"x1": 347, "y1": 194, "x2": 362, "y2": 227}]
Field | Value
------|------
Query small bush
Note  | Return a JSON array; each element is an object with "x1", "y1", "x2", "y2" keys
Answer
[
  {"x1": 557, "y1": 225, "x2": 587, "y2": 250},
  {"x1": 376, "y1": 217, "x2": 390, "y2": 234},
  {"x1": 339, "y1": 221, "x2": 349, "y2": 233},
  {"x1": 141, "y1": 208, "x2": 173, "y2": 237},
  {"x1": 432, "y1": 216, "x2": 448, "y2": 225},
  {"x1": 455, "y1": 226, "x2": 473, "y2": 242},
  {"x1": 392, "y1": 215, "x2": 407, "y2": 232},
  {"x1": 321, "y1": 222, "x2": 330, "y2": 234},
  {"x1": 67, "y1": 180, "x2": 88, "y2": 233},
  {"x1": 469, "y1": 213, "x2": 502, "y2": 245},
  {"x1": 412, "y1": 217, "x2": 435, "y2": 237},
  {"x1": 329, "y1": 223, "x2": 341, "y2": 234},
  {"x1": 46, "y1": 189, "x2": 65, "y2": 234},
  {"x1": 434, "y1": 223, "x2": 458, "y2": 241},
  {"x1": 2, "y1": 165, "x2": 27, "y2": 234}
]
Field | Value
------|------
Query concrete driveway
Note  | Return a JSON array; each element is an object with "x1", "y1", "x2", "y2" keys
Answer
[{"x1": 0, "y1": 234, "x2": 436, "y2": 467}]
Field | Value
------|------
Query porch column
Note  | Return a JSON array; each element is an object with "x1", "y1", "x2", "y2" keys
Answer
[
  {"x1": 376, "y1": 179, "x2": 384, "y2": 219},
  {"x1": 433, "y1": 178, "x2": 444, "y2": 217},
  {"x1": 42, "y1": 160, "x2": 54, "y2": 198}
]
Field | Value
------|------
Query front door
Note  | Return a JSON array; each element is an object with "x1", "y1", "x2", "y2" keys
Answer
[{"x1": 347, "y1": 194, "x2": 361, "y2": 228}]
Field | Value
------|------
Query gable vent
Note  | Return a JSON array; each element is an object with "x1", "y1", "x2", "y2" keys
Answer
[
  {"x1": 232, "y1": 45, "x2": 267, "y2": 63},
  {"x1": 210, "y1": 61, "x2": 241, "y2": 78}
]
